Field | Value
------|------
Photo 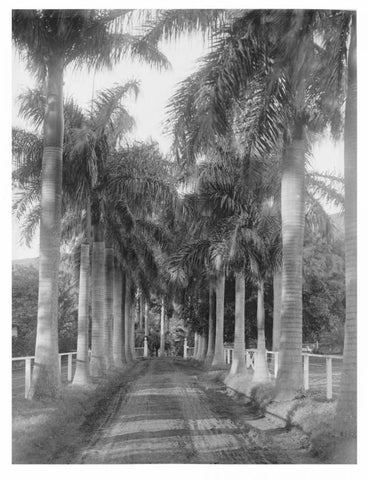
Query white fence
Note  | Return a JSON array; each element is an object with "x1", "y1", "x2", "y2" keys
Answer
[
  {"x1": 185, "y1": 345, "x2": 343, "y2": 400},
  {"x1": 12, "y1": 348, "x2": 145, "y2": 398}
]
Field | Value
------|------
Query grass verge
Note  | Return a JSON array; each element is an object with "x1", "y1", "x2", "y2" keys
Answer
[
  {"x1": 217, "y1": 371, "x2": 356, "y2": 464},
  {"x1": 12, "y1": 362, "x2": 144, "y2": 464}
]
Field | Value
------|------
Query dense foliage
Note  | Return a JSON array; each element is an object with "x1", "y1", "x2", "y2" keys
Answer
[
  {"x1": 303, "y1": 227, "x2": 345, "y2": 351},
  {"x1": 12, "y1": 257, "x2": 78, "y2": 356}
]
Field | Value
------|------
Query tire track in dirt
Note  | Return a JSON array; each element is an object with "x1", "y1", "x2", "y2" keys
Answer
[{"x1": 78, "y1": 358, "x2": 307, "y2": 464}]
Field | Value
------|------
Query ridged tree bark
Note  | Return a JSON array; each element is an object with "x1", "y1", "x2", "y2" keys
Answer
[
  {"x1": 124, "y1": 275, "x2": 133, "y2": 362},
  {"x1": 144, "y1": 301, "x2": 149, "y2": 336},
  {"x1": 73, "y1": 243, "x2": 91, "y2": 385},
  {"x1": 212, "y1": 273, "x2": 226, "y2": 367},
  {"x1": 139, "y1": 295, "x2": 144, "y2": 330},
  {"x1": 159, "y1": 298, "x2": 165, "y2": 357},
  {"x1": 144, "y1": 301, "x2": 149, "y2": 357},
  {"x1": 230, "y1": 272, "x2": 246, "y2": 376},
  {"x1": 130, "y1": 299, "x2": 136, "y2": 359},
  {"x1": 276, "y1": 122, "x2": 305, "y2": 398},
  {"x1": 205, "y1": 282, "x2": 216, "y2": 364},
  {"x1": 90, "y1": 226, "x2": 107, "y2": 377},
  {"x1": 197, "y1": 334, "x2": 203, "y2": 360},
  {"x1": 112, "y1": 265, "x2": 124, "y2": 368},
  {"x1": 28, "y1": 57, "x2": 64, "y2": 399},
  {"x1": 120, "y1": 271, "x2": 127, "y2": 363},
  {"x1": 272, "y1": 269, "x2": 282, "y2": 351},
  {"x1": 199, "y1": 332, "x2": 208, "y2": 361},
  {"x1": 336, "y1": 14, "x2": 357, "y2": 436},
  {"x1": 105, "y1": 247, "x2": 114, "y2": 370},
  {"x1": 198, "y1": 334, "x2": 204, "y2": 360},
  {"x1": 193, "y1": 332, "x2": 198, "y2": 359},
  {"x1": 253, "y1": 280, "x2": 270, "y2": 383}
]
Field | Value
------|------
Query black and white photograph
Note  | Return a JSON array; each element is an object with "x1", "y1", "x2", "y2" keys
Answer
[{"x1": 9, "y1": 1, "x2": 362, "y2": 468}]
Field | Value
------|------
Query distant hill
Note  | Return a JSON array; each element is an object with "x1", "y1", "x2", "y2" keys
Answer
[{"x1": 12, "y1": 257, "x2": 39, "y2": 268}]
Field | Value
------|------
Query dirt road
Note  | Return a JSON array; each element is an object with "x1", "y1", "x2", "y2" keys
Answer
[{"x1": 78, "y1": 358, "x2": 313, "y2": 464}]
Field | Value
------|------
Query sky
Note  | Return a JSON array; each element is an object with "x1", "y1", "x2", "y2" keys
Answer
[{"x1": 11, "y1": 13, "x2": 345, "y2": 260}]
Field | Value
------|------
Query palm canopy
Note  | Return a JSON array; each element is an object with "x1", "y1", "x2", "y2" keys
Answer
[
  {"x1": 168, "y1": 150, "x2": 277, "y2": 285},
  {"x1": 165, "y1": 10, "x2": 348, "y2": 170},
  {"x1": 12, "y1": 9, "x2": 170, "y2": 78}
]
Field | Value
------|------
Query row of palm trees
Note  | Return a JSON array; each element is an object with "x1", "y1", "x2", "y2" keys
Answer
[
  {"x1": 157, "y1": 8, "x2": 356, "y2": 435},
  {"x1": 12, "y1": 9, "x2": 356, "y2": 437},
  {"x1": 13, "y1": 80, "x2": 178, "y2": 392},
  {"x1": 12, "y1": 8, "x2": 172, "y2": 398}
]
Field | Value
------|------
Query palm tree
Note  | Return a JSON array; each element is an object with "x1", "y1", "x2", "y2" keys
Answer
[
  {"x1": 72, "y1": 243, "x2": 91, "y2": 384},
  {"x1": 164, "y1": 9, "x2": 351, "y2": 399},
  {"x1": 335, "y1": 13, "x2": 357, "y2": 436},
  {"x1": 104, "y1": 246, "x2": 115, "y2": 369},
  {"x1": 205, "y1": 281, "x2": 216, "y2": 364},
  {"x1": 124, "y1": 274, "x2": 134, "y2": 363},
  {"x1": 212, "y1": 273, "x2": 226, "y2": 366},
  {"x1": 272, "y1": 269, "x2": 282, "y2": 352},
  {"x1": 160, "y1": 297, "x2": 165, "y2": 357},
  {"x1": 12, "y1": 9, "x2": 170, "y2": 398},
  {"x1": 112, "y1": 263, "x2": 125, "y2": 368},
  {"x1": 230, "y1": 271, "x2": 247, "y2": 375},
  {"x1": 13, "y1": 85, "x2": 176, "y2": 382}
]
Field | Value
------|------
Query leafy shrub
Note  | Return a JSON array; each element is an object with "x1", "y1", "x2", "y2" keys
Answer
[{"x1": 250, "y1": 382, "x2": 275, "y2": 412}]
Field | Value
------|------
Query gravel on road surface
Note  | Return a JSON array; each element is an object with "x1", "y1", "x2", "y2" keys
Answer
[{"x1": 78, "y1": 358, "x2": 314, "y2": 464}]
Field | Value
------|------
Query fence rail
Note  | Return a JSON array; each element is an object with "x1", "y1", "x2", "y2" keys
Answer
[
  {"x1": 12, "y1": 348, "x2": 145, "y2": 398},
  {"x1": 13, "y1": 347, "x2": 343, "y2": 400},
  {"x1": 184, "y1": 345, "x2": 342, "y2": 400}
]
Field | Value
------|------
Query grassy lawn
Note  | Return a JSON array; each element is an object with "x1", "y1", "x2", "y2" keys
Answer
[{"x1": 12, "y1": 363, "x2": 144, "y2": 464}]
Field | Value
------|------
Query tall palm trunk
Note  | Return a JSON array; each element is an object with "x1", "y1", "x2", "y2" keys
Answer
[
  {"x1": 90, "y1": 225, "x2": 107, "y2": 376},
  {"x1": 230, "y1": 272, "x2": 247, "y2": 376},
  {"x1": 336, "y1": 15, "x2": 357, "y2": 436},
  {"x1": 144, "y1": 301, "x2": 149, "y2": 336},
  {"x1": 199, "y1": 332, "x2": 208, "y2": 361},
  {"x1": 253, "y1": 280, "x2": 270, "y2": 383},
  {"x1": 272, "y1": 269, "x2": 282, "y2": 351},
  {"x1": 276, "y1": 122, "x2": 305, "y2": 398},
  {"x1": 130, "y1": 299, "x2": 136, "y2": 359},
  {"x1": 112, "y1": 265, "x2": 124, "y2": 368},
  {"x1": 197, "y1": 334, "x2": 203, "y2": 360},
  {"x1": 73, "y1": 197, "x2": 92, "y2": 384},
  {"x1": 160, "y1": 298, "x2": 165, "y2": 357},
  {"x1": 193, "y1": 332, "x2": 198, "y2": 359},
  {"x1": 212, "y1": 273, "x2": 226, "y2": 367},
  {"x1": 144, "y1": 301, "x2": 149, "y2": 357},
  {"x1": 73, "y1": 243, "x2": 91, "y2": 385},
  {"x1": 105, "y1": 247, "x2": 114, "y2": 369},
  {"x1": 28, "y1": 57, "x2": 64, "y2": 399},
  {"x1": 139, "y1": 296, "x2": 144, "y2": 330},
  {"x1": 120, "y1": 271, "x2": 127, "y2": 363},
  {"x1": 124, "y1": 275, "x2": 133, "y2": 362},
  {"x1": 205, "y1": 282, "x2": 216, "y2": 364}
]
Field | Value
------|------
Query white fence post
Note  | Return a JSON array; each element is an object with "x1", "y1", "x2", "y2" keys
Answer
[
  {"x1": 326, "y1": 357, "x2": 333, "y2": 400},
  {"x1": 183, "y1": 338, "x2": 188, "y2": 360},
  {"x1": 58, "y1": 355, "x2": 61, "y2": 373},
  {"x1": 25, "y1": 358, "x2": 31, "y2": 399},
  {"x1": 303, "y1": 355, "x2": 309, "y2": 390},
  {"x1": 67, "y1": 353, "x2": 73, "y2": 382},
  {"x1": 274, "y1": 352, "x2": 279, "y2": 378}
]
